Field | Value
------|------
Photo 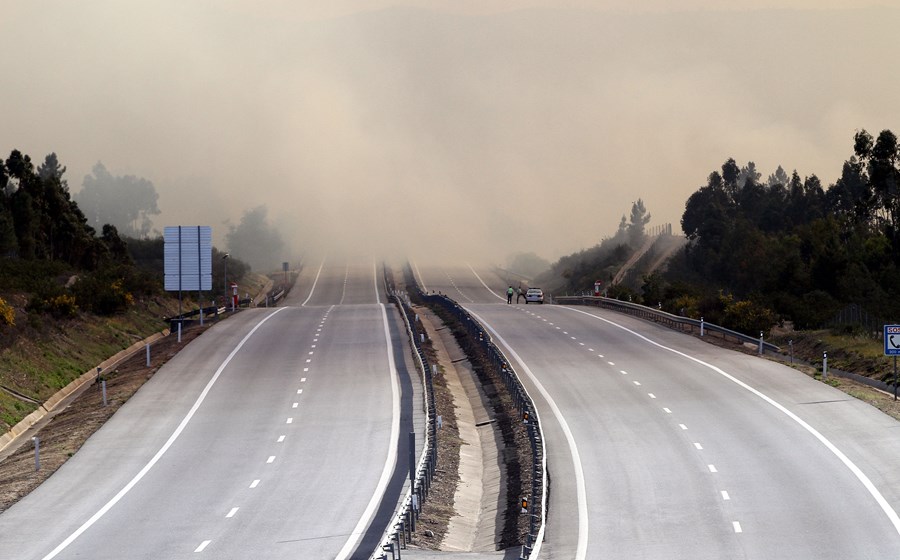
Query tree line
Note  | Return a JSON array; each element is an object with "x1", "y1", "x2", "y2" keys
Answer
[
  {"x1": 537, "y1": 129, "x2": 899, "y2": 336},
  {"x1": 0, "y1": 150, "x2": 156, "y2": 317},
  {"x1": 0, "y1": 151, "x2": 129, "y2": 267},
  {"x1": 665, "y1": 129, "x2": 899, "y2": 331}
]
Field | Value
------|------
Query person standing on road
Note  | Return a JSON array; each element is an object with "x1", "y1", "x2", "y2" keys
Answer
[
  {"x1": 507, "y1": 286, "x2": 514, "y2": 304},
  {"x1": 516, "y1": 286, "x2": 523, "y2": 303}
]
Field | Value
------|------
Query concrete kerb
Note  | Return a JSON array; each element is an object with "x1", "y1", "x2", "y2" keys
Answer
[{"x1": 0, "y1": 329, "x2": 171, "y2": 457}]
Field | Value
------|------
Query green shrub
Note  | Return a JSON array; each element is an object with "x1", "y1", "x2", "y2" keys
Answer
[
  {"x1": 722, "y1": 298, "x2": 778, "y2": 337},
  {"x1": 72, "y1": 273, "x2": 134, "y2": 315},
  {"x1": 47, "y1": 294, "x2": 78, "y2": 318}
]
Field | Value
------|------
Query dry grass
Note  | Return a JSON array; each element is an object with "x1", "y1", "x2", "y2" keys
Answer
[{"x1": 0, "y1": 323, "x2": 210, "y2": 513}]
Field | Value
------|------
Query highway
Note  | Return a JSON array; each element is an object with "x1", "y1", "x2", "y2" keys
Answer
[
  {"x1": 0, "y1": 259, "x2": 418, "y2": 560},
  {"x1": 414, "y1": 263, "x2": 900, "y2": 559}
]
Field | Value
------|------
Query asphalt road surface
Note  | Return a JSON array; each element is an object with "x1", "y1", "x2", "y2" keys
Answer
[
  {"x1": 414, "y1": 262, "x2": 900, "y2": 560},
  {"x1": 0, "y1": 258, "x2": 417, "y2": 560}
]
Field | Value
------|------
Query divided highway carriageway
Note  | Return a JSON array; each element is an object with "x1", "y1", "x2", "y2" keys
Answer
[
  {"x1": 413, "y1": 261, "x2": 900, "y2": 560},
  {"x1": 6, "y1": 257, "x2": 900, "y2": 560},
  {"x1": 0, "y1": 259, "x2": 420, "y2": 560}
]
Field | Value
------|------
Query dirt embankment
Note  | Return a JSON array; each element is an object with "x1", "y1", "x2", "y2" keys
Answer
[{"x1": 0, "y1": 324, "x2": 209, "y2": 513}]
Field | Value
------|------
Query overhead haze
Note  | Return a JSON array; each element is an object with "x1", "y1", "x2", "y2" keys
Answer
[{"x1": 2, "y1": 1, "x2": 898, "y2": 267}]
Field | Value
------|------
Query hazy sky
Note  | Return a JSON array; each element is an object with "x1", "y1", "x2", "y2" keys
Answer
[{"x1": 2, "y1": 1, "x2": 899, "y2": 265}]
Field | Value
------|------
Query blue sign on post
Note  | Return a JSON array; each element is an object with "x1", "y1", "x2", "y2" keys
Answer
[{"x1": 885, "y1": 325, "x2": 900, "y2": 356}]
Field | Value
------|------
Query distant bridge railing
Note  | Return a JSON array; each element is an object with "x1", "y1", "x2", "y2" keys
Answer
[{"x1": 554, "y1": 296, "x2": 781, "y2": 354}]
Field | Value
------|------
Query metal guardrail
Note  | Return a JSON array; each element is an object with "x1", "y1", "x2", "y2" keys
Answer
[
  {"x1": 418, "y1": 290, "x2": 546, "y2": 559},
  {"x1": 555, "y1": 296, "x2": 781, "y2": 354},
  {"x1": 165, "y1": 305, "x2": 224, "y2": 330},
  {"x1": 371, "y1": 271, "x2": 438, "y2": 559}
]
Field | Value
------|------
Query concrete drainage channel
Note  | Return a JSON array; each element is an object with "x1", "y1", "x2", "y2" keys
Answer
[
  {"x1": 372, "y1": 264, "x2": 546, "y2": 560},
  {"x1": 419, "y1": 292, "x2": 546, "y2": 559}
]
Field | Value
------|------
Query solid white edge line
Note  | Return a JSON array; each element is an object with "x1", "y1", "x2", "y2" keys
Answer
[
  {"x1": 301, "y1": 258, "x2": 326, "y2": 306},
  {"x1": 338, "y1": 263, "x2": 349, "y2": 306},
  {"x1": 41, "y1": 308, "x2": 289, "y2": 560},
  {"x1": 373, "y1": 258, "x2": 382, "y2": 305},
  {"x1": 334, "y1": 303, "x2": 401, "y2": 560},
  {"x1": 466, "y1": 263, "x2": 506, "y2": 301},
  {"x1": 467, "y1": 308, "x2": 588, "y2": 560},
  {"x1": 412, "y1": 260, "x2": 428, "y2": 293},
  {"x1": 563, "y1": 305, "x2": 900, "y2": 536}
]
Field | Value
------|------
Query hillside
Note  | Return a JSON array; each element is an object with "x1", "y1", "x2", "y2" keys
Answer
[
  {"x1": 533, "y1": 230, "x2": 683, "y2": 299},
  {"x1": 0, "y1": 294, "x2": 173, "y2": 433}
]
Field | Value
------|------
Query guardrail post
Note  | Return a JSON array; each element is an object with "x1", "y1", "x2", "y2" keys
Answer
[
  {"x1": 700, "y1": 317, "x2": 705, "y2": 337},
  {"x1": 408, "y1": 432, "x2": 416, "y2": 487},
  {"x1": 758, "y1": 331, "x2": 764, "y2": 356},
  {"x1": 146, "y1": 343, "x2": 151, "y2": 367},
  {"x1": 33, "y1": 436, "x2": 40, "y2": 471},
  {"x1": 823, "y1": 352, "x2": 828, "y2": 379}
]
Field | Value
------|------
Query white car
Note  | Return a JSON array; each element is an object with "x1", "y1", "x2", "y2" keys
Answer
[{"x1": 525, "y1": 288, "x2": 544, "y2": 304}]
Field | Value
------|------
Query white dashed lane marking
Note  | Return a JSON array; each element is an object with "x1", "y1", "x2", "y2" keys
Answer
[
  {"x1": 266, "y1": 456, "x2": 275, "y2": 464},
  {"x1": 522, "y1": 312, "x2": 748, "y2": 537},
  {"x1": 277, "y1": 435, "x2": 285, "y2": 442},
  {"x1": 249, "y1": 480, "x2": 260, "y2": 489},
  {"x1": 195, "y1": 540, "x2": 211, "y2": 553},
  {"x1": 226, "y1": 507, "x2": 239, "y2": 518}
]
